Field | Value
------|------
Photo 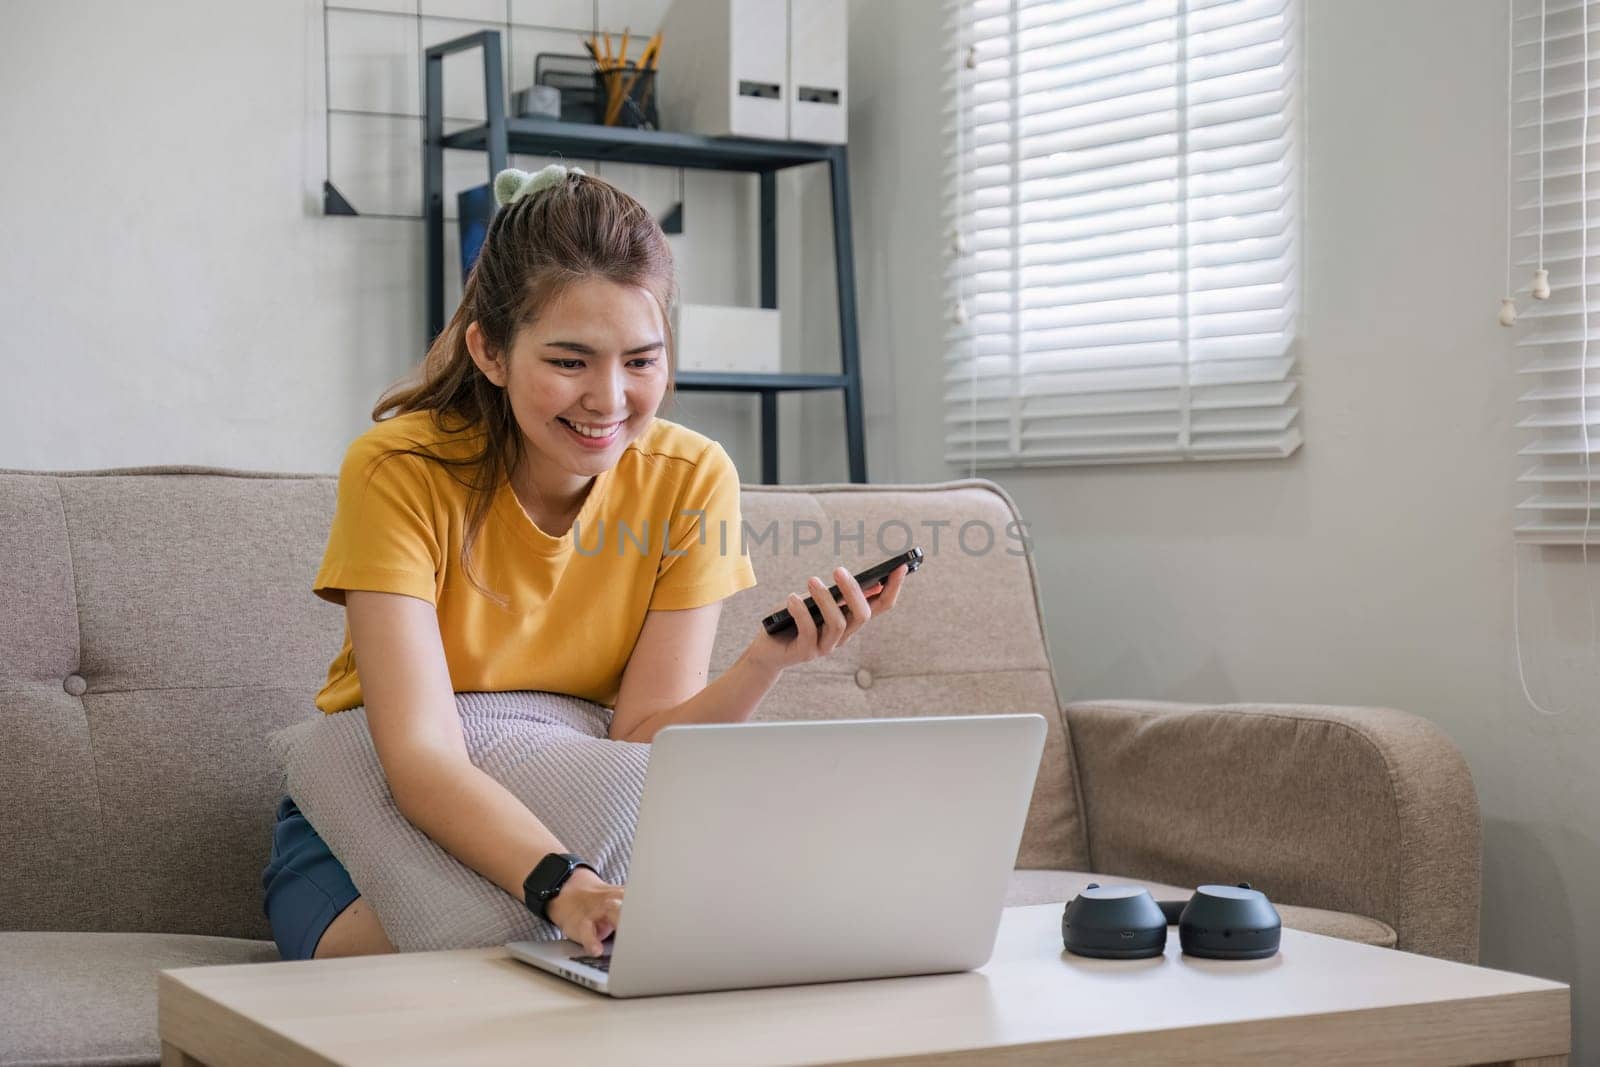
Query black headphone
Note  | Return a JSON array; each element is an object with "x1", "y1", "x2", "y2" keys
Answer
[{"x1": 1061, "y1": 883, "x2": 1282, "y2": 961}]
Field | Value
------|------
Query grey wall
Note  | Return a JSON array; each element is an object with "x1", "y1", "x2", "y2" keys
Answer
[{"x1": 847, "y1": 0, "x2": 1597, "y2": 1060}]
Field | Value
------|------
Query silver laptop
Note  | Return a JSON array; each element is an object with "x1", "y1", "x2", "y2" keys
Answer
[{"x1": 506, "y1": 712, "x2": 1046, "y2": 997}]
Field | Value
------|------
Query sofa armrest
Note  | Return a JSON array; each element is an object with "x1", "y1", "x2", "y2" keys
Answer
[{"x1": 1063, "y1": 700, "x2": 1481, "y2": 963}]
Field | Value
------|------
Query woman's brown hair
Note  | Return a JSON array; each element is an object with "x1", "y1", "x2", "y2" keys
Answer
[{"x1": 370, "y1": 170, "x2": 677, "y2": 605}]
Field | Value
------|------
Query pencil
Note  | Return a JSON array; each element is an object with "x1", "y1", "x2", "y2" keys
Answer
[{"x1": 612, "y1": 34, "x2": 660, "y2": 124}]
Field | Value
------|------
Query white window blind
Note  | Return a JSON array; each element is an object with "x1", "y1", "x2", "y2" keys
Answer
[
  {"x1": 944, "y1": 0, "x2": 1303, "y2": 468},
  {"x1": 1513, "y1": 0, "x2": 1600, "y2": 544}
]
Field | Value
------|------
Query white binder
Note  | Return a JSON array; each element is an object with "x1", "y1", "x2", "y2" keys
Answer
[
  {"x1": 787, "y1": 0, "x2": 847, "y2": 144},
  {"x1": 657, "y1": 0, "x2": 788, "y2": 141}
]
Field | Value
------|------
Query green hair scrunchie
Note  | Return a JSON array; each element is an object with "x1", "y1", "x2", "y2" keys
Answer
[{"x1": 493, "y1": 163, "x2": 585, "y2": 208}]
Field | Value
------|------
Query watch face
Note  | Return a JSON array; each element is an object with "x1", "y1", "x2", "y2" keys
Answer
[
  {"x1": 531, "y1": 852, "x2": 577, "y2": 897},
  {"x1": 527, "y1": 854, "x2": 577, "y2": 920}
]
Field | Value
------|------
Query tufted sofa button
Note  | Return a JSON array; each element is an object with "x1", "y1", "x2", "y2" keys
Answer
[
  {"x1": 854, "y1": 668, "x2": 873, "y2": 690},
  {"x1": 63, "y1": 674, "x2": 88, "y2": 697}
]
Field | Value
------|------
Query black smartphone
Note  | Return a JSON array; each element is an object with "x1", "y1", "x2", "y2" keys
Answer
[{"x1": 760, "y1": 547, "x2": 924, "y2": 636}]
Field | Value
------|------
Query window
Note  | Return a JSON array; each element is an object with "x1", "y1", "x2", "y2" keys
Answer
[
  {"x1": 1512, "y1": 0, "x2": 1600, "y2": 544},
  {"x1": 944, "y1": 0, "x2": 1303, "y2": 468}
]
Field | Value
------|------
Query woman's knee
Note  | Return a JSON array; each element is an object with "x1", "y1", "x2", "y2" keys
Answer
[{"x1": 313, "y1": 896, "x2": 396, "y2": 958}]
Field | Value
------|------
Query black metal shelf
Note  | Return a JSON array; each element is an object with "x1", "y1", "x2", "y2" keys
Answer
[
  {"x1": 423, "y1": 30, "x2": 866, "y2": 483},
  {"x1": 442, "y1": 118, "x2": 844, "y2": 173}
]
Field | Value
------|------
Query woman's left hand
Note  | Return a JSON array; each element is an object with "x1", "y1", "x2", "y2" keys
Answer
[{"x1": 744, "y1": 564, "x2": 910, "y2": 676}]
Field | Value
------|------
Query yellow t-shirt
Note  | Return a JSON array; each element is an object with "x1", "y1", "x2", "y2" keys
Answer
[{"x1": 312, "y1": 410, "x2": 758, "y2": 713}]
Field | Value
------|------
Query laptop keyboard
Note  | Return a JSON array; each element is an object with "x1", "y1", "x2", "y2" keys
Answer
[{"x1": 572, "y1": 954, "x2": 612, "y2": 973}]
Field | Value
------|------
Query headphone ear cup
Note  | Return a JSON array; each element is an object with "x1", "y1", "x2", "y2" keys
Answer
[
  {"x1": 1177, "y1": 885, "x2": 1282, "y2": 960},
  {"x1": 1060, "y1": 884, "x2": 1167, "y2": 960}
]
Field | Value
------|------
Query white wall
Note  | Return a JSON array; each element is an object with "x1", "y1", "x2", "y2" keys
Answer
[{"x1": 846, "y1": 0, "x2": 1599, "y2": 1060}]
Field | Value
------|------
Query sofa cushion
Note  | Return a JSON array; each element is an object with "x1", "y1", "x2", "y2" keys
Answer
[
  {"x1": 0, "y1": 469, "x2": 343, "y2": 942},
  {"x1": 0, "y1": 931, "x2": 279, "y2": 1067},
  {"x1": 729, "y1": 482, "x2": 1092, "y2": 871},
  {"x1": 1005, "y1": 869, "x2": 1398, "y2": 948}
]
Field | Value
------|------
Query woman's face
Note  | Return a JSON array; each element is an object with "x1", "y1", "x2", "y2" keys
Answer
[{"x1": 470, "y1": 275, "x2": 670, "y2": 497}]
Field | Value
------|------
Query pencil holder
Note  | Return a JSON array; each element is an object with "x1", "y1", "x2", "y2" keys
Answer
[{"x1": 593, "y1": 66, "x2": 658, "y2": 129}]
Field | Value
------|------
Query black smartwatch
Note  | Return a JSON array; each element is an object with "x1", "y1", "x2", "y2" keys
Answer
[{"x1": 522, "y1": 852, "x2": 597, "y2": 922}]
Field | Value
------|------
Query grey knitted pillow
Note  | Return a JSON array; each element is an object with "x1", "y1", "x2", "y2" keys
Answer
[{"x1": 267, "y1": 691, "x2": 650, "y2": 952}]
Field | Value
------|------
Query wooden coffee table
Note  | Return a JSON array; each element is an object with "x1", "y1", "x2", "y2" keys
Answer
[{"x1": 159, "y1": 904, "x2": 1569, "y2": 1066}]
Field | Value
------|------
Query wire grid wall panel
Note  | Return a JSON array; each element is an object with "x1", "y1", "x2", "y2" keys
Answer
[
  {"x1": 1511, "y1": 0, "x2": 1600, "y2": 544},
  {"x1": 943, "y1": 0, "x2": 1303, "y2": 468},
  {"x1": 321, "y1": 1, "x2": 674, "y2": 220}
]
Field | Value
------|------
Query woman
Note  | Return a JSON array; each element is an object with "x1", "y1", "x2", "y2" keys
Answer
[{"x1": 260, "y1": 164, "x2": 907, "y2": 962}]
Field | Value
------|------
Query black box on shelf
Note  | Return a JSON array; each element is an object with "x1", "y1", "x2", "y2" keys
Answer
[{"x1": 535, "y1": 53, "x2": 601, "y2": 124}]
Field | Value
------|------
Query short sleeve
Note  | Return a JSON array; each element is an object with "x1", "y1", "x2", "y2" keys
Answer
[
  {"x1": 313, "y1": 434, "x2": 443, "y2": 607},
  {"x1": 648, "y1": 441, "x2": 759, "y2": 612}
]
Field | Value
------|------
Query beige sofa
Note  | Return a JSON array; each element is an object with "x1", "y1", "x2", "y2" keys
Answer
[{"x1": 0, "y1": 467, "x2": 1481, "y2": 1067}]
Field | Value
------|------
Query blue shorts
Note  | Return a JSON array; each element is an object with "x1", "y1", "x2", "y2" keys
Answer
[{"x1": 260, "y1": 795, "x2": 361, "y2": 960}]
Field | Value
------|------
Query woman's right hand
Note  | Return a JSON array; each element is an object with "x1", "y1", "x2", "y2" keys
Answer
[
  {"x1": 544, "y1": 867, "x2": 623, "y2": 956},
  {"x1": 743, "y1": 564, "x2": 909, "y2": 676}
]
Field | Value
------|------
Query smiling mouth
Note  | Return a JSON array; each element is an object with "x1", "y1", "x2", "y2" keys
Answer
[{"x1": 558, "y1": 417, "x2": 624, "y2": 440}]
